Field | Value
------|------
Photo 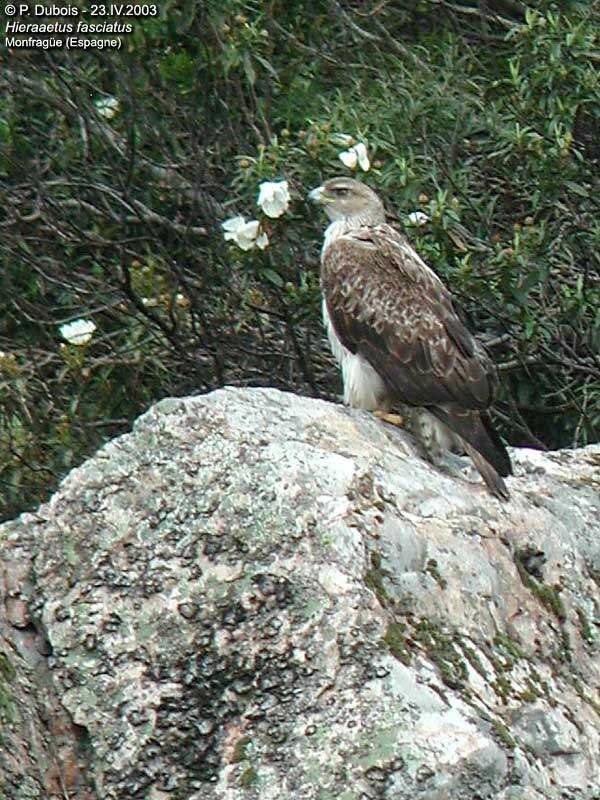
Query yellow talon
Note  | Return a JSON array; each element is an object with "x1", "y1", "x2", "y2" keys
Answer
[{"x1": 373, "y1": 410, "x2": 405, "y2": 427}]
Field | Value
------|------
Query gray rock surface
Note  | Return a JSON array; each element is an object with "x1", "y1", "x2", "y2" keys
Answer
[{"x1": 1, "y1": 387, "x2": 599, "y2": 799}]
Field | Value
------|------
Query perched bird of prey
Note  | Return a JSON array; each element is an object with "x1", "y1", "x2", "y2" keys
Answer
[{"x1": 309, "y1": 177, "x2": 512, "y2": 500}]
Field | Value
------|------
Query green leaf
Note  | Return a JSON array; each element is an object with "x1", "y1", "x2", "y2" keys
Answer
[
  {"x1": 565, "y1": 181, "x2": 590, "y2": 197},
  {"x1": 243, "y1": 52, "x2": 256, "y2": 86},
  {"x1": 254, "y1": 54, "x2": 279, "y2": 81},
  {"x1": 262, "y1": 268, "x2": 284, "y2": 288}
]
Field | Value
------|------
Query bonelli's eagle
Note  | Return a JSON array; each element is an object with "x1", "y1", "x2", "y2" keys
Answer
[{"x1": 309, "y1": 177, "x2": 512, "y2": 500}]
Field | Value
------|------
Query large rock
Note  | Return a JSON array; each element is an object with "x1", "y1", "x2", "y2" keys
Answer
[{"x1": 1, "y1": 387, "x2": 599, "y2": 799}]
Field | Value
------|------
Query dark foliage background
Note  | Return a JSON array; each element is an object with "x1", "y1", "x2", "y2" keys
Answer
[{"x1": 1, "y1": 0, "x2": 599, "y2": 520}]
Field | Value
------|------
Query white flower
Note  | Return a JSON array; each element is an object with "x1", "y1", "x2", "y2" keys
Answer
[
  {"x1": 406, "y1": 211, "x2": 430, "y2": 227},
  {"x1": 221, "y1": 216, "x2": 265, "y2": 251},
  {"x1": 255, "y1": 231, "x2": 269, "y2": 250},
  {"x1": 222, "y1": 216, "x2": 259, "y2": 251},
  {"x1": 59, "y1": 319, "x2": 97, "y2": 346},
  {"x1": 95, "y1": 96, "x2": 120, "y2": 119},
  {"x1": 221, "y1": 215, "x2": 247, "y2": 236},
  {"x1": 353, "y1": 143, "x2": 370, "y2": 171},
  {"x1": 330, "y1": 133, "x2": 355, "y2": 147},
  {"x1": 338, "y1": 142, "x2": 370, "y2": 172},
  {"x1": 338, "y1": 149, "x2": 358, "y2": 169},
  {"x1": 257, "y1": 180, "x2": 290, "y2": 218}
]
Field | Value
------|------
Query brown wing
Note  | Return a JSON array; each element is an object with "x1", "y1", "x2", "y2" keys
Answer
[{"x1": 321, "y1": 223, "x2": 494, "y2": 411}]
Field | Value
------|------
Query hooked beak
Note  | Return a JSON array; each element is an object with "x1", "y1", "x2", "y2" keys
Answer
[{"x1": 307, "y1": 185, "x2": 330, "y2": 205}]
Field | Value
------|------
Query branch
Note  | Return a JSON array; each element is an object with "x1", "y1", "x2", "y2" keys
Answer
[
  {"x1": 1, "y1": 69, "x2": 224, "y2": 215},
  {"x1": 4, "y1": 180, "x2": 208, "y2": 237},
  {"x1": 329, "y1": 0, "x2": 381, "y2": 41},
  {"x1": 421, "y1": 0, "x2": 518, "y2": 30},
  {"x1": 54, "y1": 196, "x2": 208, "y2": 237}
]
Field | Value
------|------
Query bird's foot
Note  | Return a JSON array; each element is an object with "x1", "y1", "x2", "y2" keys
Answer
[
  {"x1": 373, "y1": 410, "x2": 405, "y2": 428},
  {"x1": 437, "y1": 452, "x2": 479, "y2": 484}
]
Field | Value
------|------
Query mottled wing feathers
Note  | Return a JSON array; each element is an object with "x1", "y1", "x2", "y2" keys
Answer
[{"x1": 322, "y1": 224, "x2": 493, "y2": 411}]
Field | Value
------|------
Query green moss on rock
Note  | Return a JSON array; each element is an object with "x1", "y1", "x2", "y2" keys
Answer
[
  {"x1": 383, "y1": 622, "x2": 411, "y2": 666},
  {"x1": 412, "y1": 620, "x2": 468, "y2": 691},
  {"x1": 425, "y1": 558, "x2": 447, "y2": 589},
  {"x1": 364, "y1": 551, "x2": 390, "y2": 607},
  {"x1": 240, "y1": 765, "x2": 258, "y2": 787},
  {"x1": 0, "y1": 652, "x2": 16, "y2": 725}
]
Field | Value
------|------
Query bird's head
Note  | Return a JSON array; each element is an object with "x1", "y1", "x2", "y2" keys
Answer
[{"x1": 308, "y1": 177, "x2": 385, "y2": 224}]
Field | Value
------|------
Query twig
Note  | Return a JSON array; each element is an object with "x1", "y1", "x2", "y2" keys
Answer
[
  {"x1": 330, "y1": 0, "x2": 381, "y2": 41},
  {"x1": 1, "y1": 69, "x2": 224, "y2": 213},
  {"x1": 370, "y1": 18, "x2": 430, "y2": 70},
  {"x1": 572, "y1": 377, "x2": 592, "y2": 448},
  {"x1": 52, "y1": 196, "x2": 207, "y2": 237}
]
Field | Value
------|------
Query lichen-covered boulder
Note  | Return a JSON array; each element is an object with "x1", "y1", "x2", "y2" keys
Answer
[{"x1": 1, "y1": 387, "x2": 599, "y2": 799}]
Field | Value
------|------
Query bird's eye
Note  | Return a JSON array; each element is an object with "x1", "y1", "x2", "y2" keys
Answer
[{"x1": 333, "y1": 187, "x2": 349, "y2": 196}]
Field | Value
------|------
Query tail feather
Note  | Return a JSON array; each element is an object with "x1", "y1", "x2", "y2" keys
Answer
[
  {"x1": 431, "y1": 407, "x2": 512, "y2": 478},
  {"x1": 480, "y1": 412, "x2": 513, "y2": 476},
  {"x1": 430, "y1": 406, "x2": 512, "y2": 500},
  {"x1": 464, "y1": 442, "x2": 510, "y2": 501}
]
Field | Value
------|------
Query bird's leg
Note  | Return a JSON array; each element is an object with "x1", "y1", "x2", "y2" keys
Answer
[{"x1": 413, "y1": 411, "x2": 480, "y2": 484}]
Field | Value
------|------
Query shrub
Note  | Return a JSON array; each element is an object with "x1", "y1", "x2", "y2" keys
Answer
[{"x1": 1, "y1": 1, "x2": 598, "y2": 519}]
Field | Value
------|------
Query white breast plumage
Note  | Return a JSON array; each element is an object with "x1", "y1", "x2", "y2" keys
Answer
[
  {"x1": 322, "y1": 219, "x2": 347, "y2": 250},
  {"x1": 322, "y1": 298, "x2": 387, "y2": 411}
]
